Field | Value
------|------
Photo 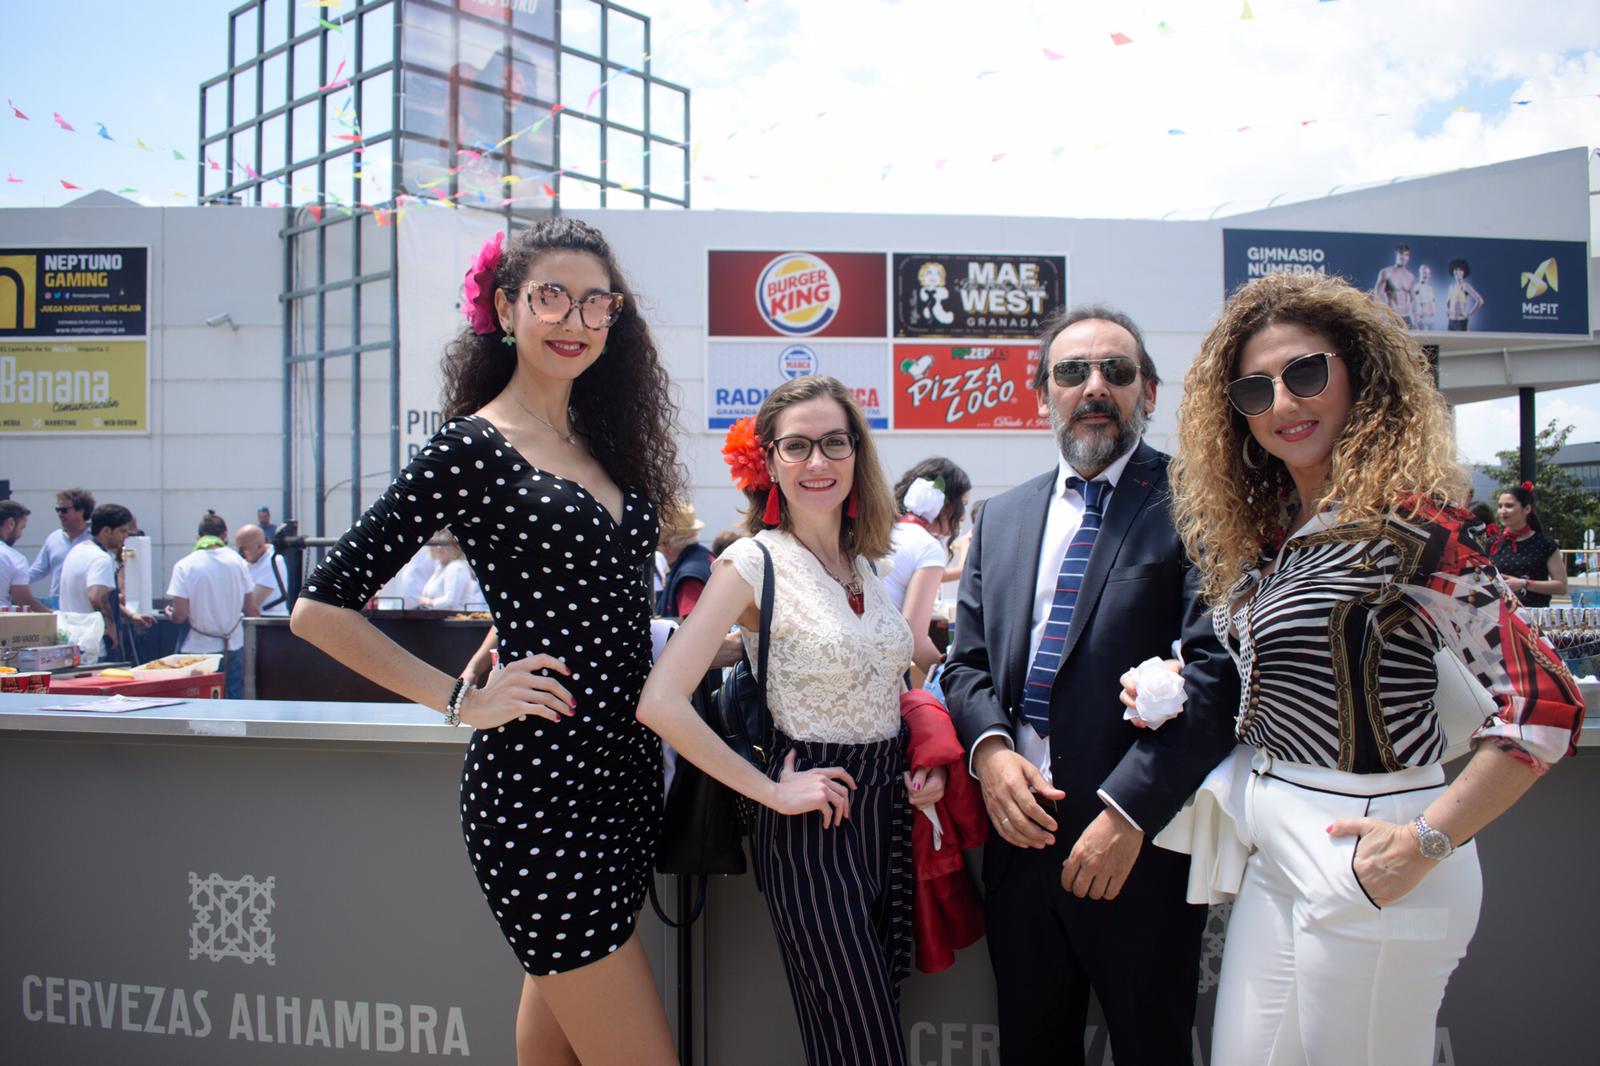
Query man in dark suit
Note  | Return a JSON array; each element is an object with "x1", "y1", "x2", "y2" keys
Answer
[{"x1": 942, "y1": 305, "x2": 1238, "y2": 1066}]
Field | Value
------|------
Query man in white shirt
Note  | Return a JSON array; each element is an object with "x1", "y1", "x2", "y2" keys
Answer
[
  {"x1": 0, "y1": 500, "x2": 46, "y2": 610},
  {"x1": 60, "y1": 503, "x2": 153, "y2": 656},
  {"x1": 166, "y1": 512, "x2": 258, "y2": 697},
  {"x1": 28, "y1": 487, "x2": 95, "y2": 604},
  {"x1": 235, "y1": 524, "x2": 291, "y2": 616}
]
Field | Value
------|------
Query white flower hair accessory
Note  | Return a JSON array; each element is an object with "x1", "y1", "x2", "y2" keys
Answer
[{"x1": 903, "y1": 477, "x2": 946, "y2": 522}]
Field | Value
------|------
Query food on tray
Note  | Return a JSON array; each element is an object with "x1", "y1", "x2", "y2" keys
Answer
[
  {"x1": 446, "y1": 612, "x2": 493, "y2": 621},
  {"x1": 135, "y1": 655, "x2": 212, "y2": 671},
  {"x1": 99, "y1": 668, "x2": 136, "y2": 678}
]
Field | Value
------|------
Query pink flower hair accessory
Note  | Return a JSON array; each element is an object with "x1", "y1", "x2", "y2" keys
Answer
[{"x1": 461, "y1": 231, "x2": 506, "y2": 336}]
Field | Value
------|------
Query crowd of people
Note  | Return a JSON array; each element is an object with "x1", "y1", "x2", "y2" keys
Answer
[{"x1": 4, "y1": 215, "x2": 1586, "y2": 1065}]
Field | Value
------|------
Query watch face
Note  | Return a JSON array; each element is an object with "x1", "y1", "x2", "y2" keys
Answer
[{"x1": 1419, "y1": 829, "x2": 1452, "y2": 860}]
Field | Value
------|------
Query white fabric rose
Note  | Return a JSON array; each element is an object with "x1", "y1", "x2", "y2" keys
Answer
[
  {"x1": 902, "y1": 477, "x2": 946, "y2": 522},
  {"x1": 1125, "y1": 656, "x2": 1186, "y2": 729}
]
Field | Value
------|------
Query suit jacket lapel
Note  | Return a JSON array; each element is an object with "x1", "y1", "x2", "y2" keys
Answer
[
  {"x1": 1055, "y1": 441, "x2": 1159, "y2": 670},
  {"x1": 1007, "y1": 470, "x2": 1055, "y2": 710}
]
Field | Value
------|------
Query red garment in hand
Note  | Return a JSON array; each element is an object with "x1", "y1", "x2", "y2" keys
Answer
[{"x1": 901, "y1": 689, "x2": 988, "y2": 974}]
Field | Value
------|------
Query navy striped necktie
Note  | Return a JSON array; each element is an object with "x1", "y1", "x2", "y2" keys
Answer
[{"x1": 1020, "y1": 476, "x2": 1108, "y2": 737}]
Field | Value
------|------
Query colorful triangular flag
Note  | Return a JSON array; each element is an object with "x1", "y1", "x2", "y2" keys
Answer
[
  {"x1": 8, "y1": 98, "x2": 29, "y2": 120},
  {"x1": 53, "y1": 112, "x2": 76, "y2": 131}
]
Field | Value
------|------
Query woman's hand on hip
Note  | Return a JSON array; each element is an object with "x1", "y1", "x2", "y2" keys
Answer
[
  {"x1": 771, "y1": 749, "x2": 856, "y2": 828},
  {"x1": 1327, "y1": 817, "x2": 1436, "y2": 907},
  {"x1": 458, "y1": 654, "x2": 575, "y2": 729},
  {"x1": 906, "y1": 764, "x2": 947, "y2": 809}
]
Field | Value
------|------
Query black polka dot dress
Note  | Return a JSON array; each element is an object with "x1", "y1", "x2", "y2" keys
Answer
[{"x1": 299, "y1": 415, "x2": 662, "y2": 975}]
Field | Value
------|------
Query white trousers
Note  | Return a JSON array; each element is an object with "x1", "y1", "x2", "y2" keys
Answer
[{"x1": 1211, "y1": 755, "x2": 1482, "y2": 1066}]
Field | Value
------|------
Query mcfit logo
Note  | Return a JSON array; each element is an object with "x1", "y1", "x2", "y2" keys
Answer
[
  {"x1": 1521, "y1": 258, "x2": 1558, "y2": 300},
  {"x1": 0, "y1": 253, "x2": 38, "y2": 330},
  {"x1": 756, "y1": 253, "x2": 840, "y2": 336}
]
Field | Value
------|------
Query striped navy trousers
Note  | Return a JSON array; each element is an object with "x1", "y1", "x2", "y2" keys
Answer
[{"x1": 754, "y1": 732, "x2": 914, "y2": 1066}]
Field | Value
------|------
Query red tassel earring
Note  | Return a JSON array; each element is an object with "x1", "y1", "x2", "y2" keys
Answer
[
  {"x1": 846, "y1": 487, "x2": 858, "y2": 518},
  {"x1": 763, "y1": 486, "x2": 782, "y2": 526}
]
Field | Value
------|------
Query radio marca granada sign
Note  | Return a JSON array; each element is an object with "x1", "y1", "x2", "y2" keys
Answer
[{"x1": 708, "y1": 251, "x2": 886, "y2": 338}]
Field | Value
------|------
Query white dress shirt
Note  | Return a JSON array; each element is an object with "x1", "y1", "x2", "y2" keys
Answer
[{"x1": 973, "y1": 442, "x2": 1145, "y2": 829}]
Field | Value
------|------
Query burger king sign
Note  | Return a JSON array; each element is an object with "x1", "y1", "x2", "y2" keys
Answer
[
  {"x1": 708, "y1": 250, "x2": 886, "y2": 338},
  {"x1": 755, "y1": 254, "x2": 840, "y2": 335}
]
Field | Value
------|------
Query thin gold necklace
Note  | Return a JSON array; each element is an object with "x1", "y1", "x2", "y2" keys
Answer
[{"x1": 509, "y1": 391, "x2": 577, "y2": 446}]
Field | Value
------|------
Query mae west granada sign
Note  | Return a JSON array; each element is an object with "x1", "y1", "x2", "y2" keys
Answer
[
  {"x1": 0, "y1": 340, "x2": 148, "y2": 432},
  {"x1": 892, "y1": 253, "x2": 1066, "y2": 339},
  {"x1": 892, "y1": 343, "x2": 1048, "y2": 431},
  {"x1": 0, "y1": 247, "x2": 149, "y2": 337},
  {"x1": 708, "y1": 251, "x2": 887, "y2": 338}
]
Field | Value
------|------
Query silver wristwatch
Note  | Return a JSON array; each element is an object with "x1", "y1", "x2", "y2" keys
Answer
[{"x1": 1412, "y1": 814, "x2": 1453, "y2": 860}]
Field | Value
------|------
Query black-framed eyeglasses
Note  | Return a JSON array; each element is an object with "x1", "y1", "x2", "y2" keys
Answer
[
  {"x1": 1050, "y1": 356, "x2": 1140, "y2": 389},
  {"x1": 1227, "y1": 351, "x2": 1339, "y2": 417},
  {"x1": 516, "y1": 282, "x2": 625, "y2": 330},
  {"x1": 770, "y1": 432, "x2": 858, "y2": 464},
  {"x1": 54, "y1": 506, "x2": 71, "y2": 514}
]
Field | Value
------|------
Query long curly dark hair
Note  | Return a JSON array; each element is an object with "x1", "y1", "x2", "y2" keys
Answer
[{"x1": 440, "y1": 217, "x2": 684, "y2": 508}]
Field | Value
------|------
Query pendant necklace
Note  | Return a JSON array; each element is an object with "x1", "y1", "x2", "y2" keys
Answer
[
  {"x1": 796, "y1": 537, "x2": 864, "y2": 616},
  {"x1": 510, "y1": 391, "x2": 578, "y2": 446}
]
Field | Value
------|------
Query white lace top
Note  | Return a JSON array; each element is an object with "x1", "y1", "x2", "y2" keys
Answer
[{"x1": 722, "y1": 530, "x2": 914, "y2": 744}]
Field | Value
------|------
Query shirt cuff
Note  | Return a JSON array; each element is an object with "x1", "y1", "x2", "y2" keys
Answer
[
  {"x1": 969, "y1": 726, "x2": 1013, "y2": 780},
  {"x1": 1096, "y1": 788, "x2": 1144, "y2": 833}
]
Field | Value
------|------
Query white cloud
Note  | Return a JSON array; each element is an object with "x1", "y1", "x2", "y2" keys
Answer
[
  {"x1": 645, "y1": 0, "x2": 1600, "y2": 218},
  {"x1": 1455, "y1": 383, "x2": 1600, "y2": 466}
]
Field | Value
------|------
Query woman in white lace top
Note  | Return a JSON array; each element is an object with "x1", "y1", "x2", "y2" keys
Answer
[{"x1": 640, "y1": 376, "x2": 945, "y2": 1066}]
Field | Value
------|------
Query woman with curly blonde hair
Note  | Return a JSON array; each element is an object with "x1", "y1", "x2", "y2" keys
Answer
[{"x1": 1162, "y1": 272, "x2": 1583, "y2": 1064}]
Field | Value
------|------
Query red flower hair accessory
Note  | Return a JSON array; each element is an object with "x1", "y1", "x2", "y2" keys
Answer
[
  {"x1": 1520, "y1": 480, "x2": 1534, "y2": 492},
  {"x1": 461, "y1": 231, "x2": 505, "y2": 336},
  {"x1": 722, "y1": 416, "x2": 771, "y2": 491}
]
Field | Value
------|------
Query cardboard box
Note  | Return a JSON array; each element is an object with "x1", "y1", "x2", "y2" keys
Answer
[
  {"x1": 0, "y1": 613, "x2": 58, "y2": 653},
  {"x1": 15, "y1": 643, "x2": 80, "y2": 671}
]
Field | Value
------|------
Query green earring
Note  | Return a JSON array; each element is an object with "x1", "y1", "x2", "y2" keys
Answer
[{"x1": 500, "y1": 333, "x2": 515, "y2": 346}]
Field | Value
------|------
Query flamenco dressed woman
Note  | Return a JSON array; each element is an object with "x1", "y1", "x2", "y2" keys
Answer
[{"x1": 293, "y1": 218, "x2": 684, "y2": 1066}]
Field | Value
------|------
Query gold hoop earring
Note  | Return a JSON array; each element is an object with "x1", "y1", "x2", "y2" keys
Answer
[{"x1": 1241, "y1": 435, "x2": 1266, "y2": 471}]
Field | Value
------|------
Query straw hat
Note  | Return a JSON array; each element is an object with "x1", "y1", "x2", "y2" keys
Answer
[{"x1": 660, "y1": 501, "x2": 706, "y2": 541}]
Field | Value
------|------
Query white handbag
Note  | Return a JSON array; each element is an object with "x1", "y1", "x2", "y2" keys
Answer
[{"x1": 1434, "y1": 644, "x2": 1497, "y2": 763}]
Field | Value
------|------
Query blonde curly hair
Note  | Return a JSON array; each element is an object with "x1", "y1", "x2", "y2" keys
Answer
[{"x1": 1171, "y1": 272, "x2": 1469, "y2": 604}]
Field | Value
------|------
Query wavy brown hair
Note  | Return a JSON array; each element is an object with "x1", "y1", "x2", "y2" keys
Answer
[
  {"x1": 1171, "y1": 272, "x2": 1468, "y2": 603},
  {"x1": 439, "y1": 217, "x2": 683, "y2": 508},
  {"x1": 737, "y1": 376, "x2": 895, "y2": 559}
]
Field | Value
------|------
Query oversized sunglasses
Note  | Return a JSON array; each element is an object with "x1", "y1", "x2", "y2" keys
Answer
[
  {"x1": 1050, "y1": 356, "x2": 1140, "y2": 389},
  {"x1": 1227, "y1": 351, "x2": 1339, "y2": 417},
  {"x1": 517, "y1": 282, "x2": 625, "y2": 330},
  {"x1": 770, "y1": 432, "x2": 857, "y2": 463}
]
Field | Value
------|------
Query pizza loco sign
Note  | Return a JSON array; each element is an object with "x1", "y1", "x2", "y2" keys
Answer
[{"x1": 705, "y1": 249, "x2": 1065, "y2": 431}]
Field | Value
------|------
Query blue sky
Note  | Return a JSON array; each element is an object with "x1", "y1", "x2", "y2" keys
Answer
[{"x1": 3, "y1": 0, "x2": 1597, "y2": 460}]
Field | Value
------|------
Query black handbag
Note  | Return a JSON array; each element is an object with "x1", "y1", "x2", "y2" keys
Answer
[{"x1": 649, "y1": 540, "x2": 776, "y2": 924}]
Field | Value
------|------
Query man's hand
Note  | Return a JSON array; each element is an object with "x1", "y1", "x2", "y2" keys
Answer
[
  {"x1": 1061, "y1": 807, "x2": 1144, "y2": 900},
  {"x1": 972, "y1": 735, "x2": 1064, "y2": 848}
]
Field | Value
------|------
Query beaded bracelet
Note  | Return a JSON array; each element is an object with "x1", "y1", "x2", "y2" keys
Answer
[{"x1": 444, "y1": 676, "x2": 466, "y2": 727}]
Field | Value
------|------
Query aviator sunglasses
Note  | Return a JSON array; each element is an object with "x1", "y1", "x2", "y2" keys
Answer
[
  {"x1": 1227, "y1": 351, "x2": 1339, "y2": 417},
  {"x1": 1050, "y1": 356, "x2": 1140, "y2": 388}
]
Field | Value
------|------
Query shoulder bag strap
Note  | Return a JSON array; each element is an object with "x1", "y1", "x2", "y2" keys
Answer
[{"x1": 754, "y1": 540, "x2": 774, "y2": 707}]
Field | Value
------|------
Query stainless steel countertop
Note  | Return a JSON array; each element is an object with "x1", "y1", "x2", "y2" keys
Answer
[
  {"x1": 0, "y1": 692, "x2": 468, "y2": 745},
  {"x1": 3, "y1": 680, "x2": 1596, "y2": 747}
]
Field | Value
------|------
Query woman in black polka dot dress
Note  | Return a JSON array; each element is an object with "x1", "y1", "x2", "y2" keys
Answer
[{"x1": 292, "y1": 218, "x2": 683, "y2": 1066}]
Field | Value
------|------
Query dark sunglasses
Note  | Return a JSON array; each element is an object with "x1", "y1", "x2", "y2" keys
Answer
[
  {"x1": 1227, "y1": 351, "x2": 1339, "y2": 417},
  {"x1": 1050, "y1": 357, "x2": 1140, "y2": 389}
]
